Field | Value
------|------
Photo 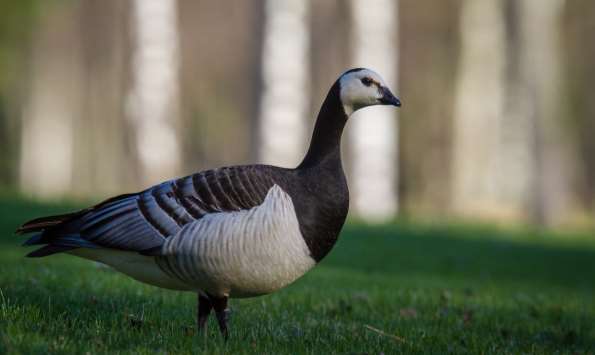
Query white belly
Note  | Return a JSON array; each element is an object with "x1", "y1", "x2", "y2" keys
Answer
[
  {"x1": 69, "y1": 249, "x2": 193, "y2": 291},
  {"x1": 156, "y1": 185, "x2": 316, "y2": 298}
]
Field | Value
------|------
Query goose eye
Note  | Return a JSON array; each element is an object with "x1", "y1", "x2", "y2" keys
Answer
[{"x1": 361, "y1": 77, "x2": 373, "y2": 87}]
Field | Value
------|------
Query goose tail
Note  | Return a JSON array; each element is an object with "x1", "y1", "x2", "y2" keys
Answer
[{"x1": 17, "y1": 211, "x2": 83, "y2": 257}]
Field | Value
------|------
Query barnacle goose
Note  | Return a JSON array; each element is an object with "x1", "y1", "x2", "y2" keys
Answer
[{"x1": 18, "y1": 68, "x2": 401, "y2": 339}]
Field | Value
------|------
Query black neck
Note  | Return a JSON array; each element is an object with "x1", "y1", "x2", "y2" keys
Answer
[{"x1": 298, "y1": 82, "x2": 347, "y2": 169}]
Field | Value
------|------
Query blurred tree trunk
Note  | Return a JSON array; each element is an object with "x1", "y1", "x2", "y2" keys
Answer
[
  {"x1": 71, "y1": 0, "x2": 134, "y2": 196},
  {"x1": 177, "y1": 0, "x2": 263, "y2": 171},
  {"x1": 0, "y1": 2, "x2": 38, "y2": 188},
  {"x1": 399, "y1": 0, "x2": 460, "y2": 218},
  {"x1": 516, "y1": 0, "x2": 577, "y2": 225},
  {"x1": 564, "y1": 1, "x2": 595, "y2": 220},
  {"x1": 453, "y1": 0, "x2": 576, "y2": 225},
  {"x1": 20, "y1": 1, "x2": 137, "y2": 198},
  {"x1": 500, "y1": 0, "x2": 575, "y2": 225},
  {"x1": 451, "y1": 0, "x2": 507, "y2": 218},
  {"x1": 126, "y1": 0, "x2": 182, "y2": 186},
  {"x1": 496, "y1": 0, "x2": 535, "y2": 221},
  {"x1": 309, "y1": 0, "x2": 350, "y2": 120},
  {"x1": 19, "y1": 3, "x2": 82, "y2": 198},
  {"x1": 258, "y1": 0, "x2": 310, "y2": 167},
  {"x1": 348, "y1": 0, "x2": 399, "y2": 221}
]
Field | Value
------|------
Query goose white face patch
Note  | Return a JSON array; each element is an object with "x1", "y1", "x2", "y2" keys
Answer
[
  {"x1": 339, "y1": 68, "x2": 388, "y2": 115},
  {"x1": 157, "y1": 185, "x2": 316, "y2": 298}
]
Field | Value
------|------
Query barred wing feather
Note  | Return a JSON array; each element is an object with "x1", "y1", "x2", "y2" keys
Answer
[{"x1": 20, "y1": 166, "x2": 276, "y2": 256}]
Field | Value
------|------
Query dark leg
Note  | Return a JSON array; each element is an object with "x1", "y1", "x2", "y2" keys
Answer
[
  {"x1": 210, "y1": 295, "x2": 230, "y2": 340},
  {"x1": 197, "y1": 294, "x2": 212, "y2": 332}
]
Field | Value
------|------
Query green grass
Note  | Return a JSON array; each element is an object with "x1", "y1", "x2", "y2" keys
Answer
[{"x1": 0, "y1": 196, "x2": 594, "y2": 354}]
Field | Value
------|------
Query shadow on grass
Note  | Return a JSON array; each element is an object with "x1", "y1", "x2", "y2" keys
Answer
[{"x1": 325, "y1": 223, "x2": 595, "y2": 293}]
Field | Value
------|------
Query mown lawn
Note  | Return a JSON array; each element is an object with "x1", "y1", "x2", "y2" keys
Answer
[{"x1": 0, "y1": 196, "x2": 594, "y2": 354}]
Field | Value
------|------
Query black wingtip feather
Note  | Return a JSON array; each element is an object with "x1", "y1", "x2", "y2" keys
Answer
[
  {"x1": 16, "y1": 212, "x2": 80, "y2": 234},
  {"x1": 22, "y1": 233, "x2": 43, "y2": 246},
  {"x1": 26, "y1": 245, "x2": 75, "y2": 257},
  {"x1": 17, "y1": 193, "x2": 140, "y2": 235}
]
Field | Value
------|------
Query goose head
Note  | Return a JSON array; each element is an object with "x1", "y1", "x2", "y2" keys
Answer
[{"x1": 338, "y1": 68, "x2": 401, "y2": 116}]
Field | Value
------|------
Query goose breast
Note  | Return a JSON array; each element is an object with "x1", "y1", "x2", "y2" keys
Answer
[{"x1": 156, "y1": 185, "x2": 316, "y2": 298}]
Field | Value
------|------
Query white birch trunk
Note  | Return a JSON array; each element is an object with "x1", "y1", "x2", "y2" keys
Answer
[
  {"x1": 499, "y1": 4, "x2": 535, "y2": 221},
  {"x1": 127, "y1": 0, "x2": 181, "y2": 186},
  {"x1": 451, "y1": 0, "x2": 507, "y2": 217},
  {"x1": 258, "y1": 0, "x2": 310, "y2": 167},
  {"x1": 518, "y1": 0, "x2": 574, "y2": 225},
  {"x1": 349, "y1": 0, "x2": 399, "y2": 221}
]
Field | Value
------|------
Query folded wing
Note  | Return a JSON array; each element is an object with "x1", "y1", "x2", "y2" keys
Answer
[{"x1": 19, "y1": 166, "x2": 277, "y2": 257}]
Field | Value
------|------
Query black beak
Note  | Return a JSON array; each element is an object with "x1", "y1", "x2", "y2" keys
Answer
[{"x1": 379, "y1": 86, "x2": 401, "y2": 107}]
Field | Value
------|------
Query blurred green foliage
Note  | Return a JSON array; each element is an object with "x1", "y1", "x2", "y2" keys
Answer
[
  {"x1": 0, "y1": 0, "x2": 40, "y2": 96},
  {"x1": 0, "y1": 0, "x2": 39, "y2": 186}
]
